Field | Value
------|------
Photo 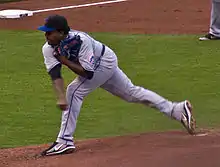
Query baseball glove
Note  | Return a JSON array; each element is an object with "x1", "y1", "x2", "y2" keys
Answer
[{"x1": 53, "y1": 34, "x2": 82, "y2": 63}]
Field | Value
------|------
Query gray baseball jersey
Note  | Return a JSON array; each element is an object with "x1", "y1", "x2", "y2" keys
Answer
[
  {"x1": 43, "y1": 30, "x2": 117, "y2": 72},
  {"x1": 42, "y1": 30, "x2": 185, "y2": 146}
]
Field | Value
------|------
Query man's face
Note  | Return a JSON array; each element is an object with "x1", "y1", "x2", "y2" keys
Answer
[{"x1": 45, "y1": 30, "x2": 63, "y2": 46}]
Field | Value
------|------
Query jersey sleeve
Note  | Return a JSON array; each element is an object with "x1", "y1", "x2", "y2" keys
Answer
[
  {"x1": 78, "y1": 37, "x2": 95, "y2": 72},
  {"x1": 42, "y1": 43, "x2": 61, "y2": 72}
]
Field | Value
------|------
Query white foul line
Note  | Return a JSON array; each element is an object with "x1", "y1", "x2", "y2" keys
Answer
[{"x1": 34, "y1": 0, "x2": 128, "y2": 13}]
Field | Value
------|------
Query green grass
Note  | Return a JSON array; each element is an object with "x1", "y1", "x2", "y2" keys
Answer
[
  {"x1": 0, "y1": 0, "x2": 22, "y2": 3},
  {"x1": 0, "y1": 30, "x2": 220, "y2": 148}
]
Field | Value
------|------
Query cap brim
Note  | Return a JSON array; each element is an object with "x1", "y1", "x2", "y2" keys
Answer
[{"x1": 37, "y1": 26, "x2": 56, "y2": 32}]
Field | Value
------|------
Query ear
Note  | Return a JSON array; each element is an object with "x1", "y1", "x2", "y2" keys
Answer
[{"x1": 59, "y1": 31, "x2": 65, "y2": 36}]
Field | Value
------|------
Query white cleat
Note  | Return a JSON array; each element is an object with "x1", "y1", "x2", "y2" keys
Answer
[
  {"x1": 181, "y1": 100, "x2": 196, "y2": 135},
  {"x1": 41, "y1": 142, "x2": 76, "y2": 156},
  {"x1": 199, "y1": 33, "x2": 220, "y2": 41},
  {"x1": 199, "y1": 36, "x2": 211, "y2": 41}
]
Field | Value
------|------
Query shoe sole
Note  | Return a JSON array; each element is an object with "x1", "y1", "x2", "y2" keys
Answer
[
  {"x1": 44, "y1": 146, "x2": 76, "y2": 156},
  {"x1": 199, "y1": 37, "x2": 211, "y2": 41},
  {"x1": 182, "y1": 100, "x2": 196, "y2": 135},
  {"x1": 199, "y1": 37, "x2": 220, "y2": 41}
]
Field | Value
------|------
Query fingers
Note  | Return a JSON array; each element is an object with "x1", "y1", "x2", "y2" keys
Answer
[{"x1": 58, "y1": 104, "x2": 68, "y2": 111}]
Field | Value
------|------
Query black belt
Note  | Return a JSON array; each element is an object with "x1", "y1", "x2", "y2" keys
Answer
[
  {"x1": 101, "y1": 44, "x2": 105, "y2": 58},
  {"x1": 94, "y1": 44, "x2": 105, "y2": 70}
]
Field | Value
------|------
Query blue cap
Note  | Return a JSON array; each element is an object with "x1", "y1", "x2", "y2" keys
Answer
[
  {"x1": 37, "y1": 26, "x2": 56, "y2": 32},
  {"x1": 38, "y1": 15, "x2": 70, "y2": 32}
]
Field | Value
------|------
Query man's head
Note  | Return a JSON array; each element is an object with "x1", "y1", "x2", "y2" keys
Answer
[{"x1": 38, "y1": 15, "x2": 70, "y2": 46}]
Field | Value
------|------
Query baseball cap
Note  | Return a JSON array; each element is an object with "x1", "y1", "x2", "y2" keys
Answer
[{"x1": 38, "y1": 15, "x2": 70, "y2": 32}]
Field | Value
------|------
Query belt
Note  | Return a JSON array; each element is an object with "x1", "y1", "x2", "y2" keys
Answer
[
  {"x1": 94, "y1": 44, "x2": 105, "y2": 70},
  {"x1": 100, "y1": 44, "x2": 105, "y2": 58}
]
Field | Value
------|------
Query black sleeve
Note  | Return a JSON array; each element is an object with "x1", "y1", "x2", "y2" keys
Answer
[
  {"x1": 48, "y1": 64, "x2": 62, "y2": 80},
  {"x1": 84, "y1": 70, "x2": 94, "y2": 80}
]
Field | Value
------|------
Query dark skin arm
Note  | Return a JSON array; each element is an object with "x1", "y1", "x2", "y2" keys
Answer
[
  {"x1": 48, "y1": 64, "x2": 68, "y2": 111},
  {"x1": 51, "y1": 59, "x2": 86, "y2": 111},
  {"x1": 53, "y1": 78, "x2": 68, "y2": 111},
  {"x1": 51, "y1": 53, "x2": 94, "y2": 111},
  {"x1": 55, "y1": 55, "x2": 93, "y2": 79}
]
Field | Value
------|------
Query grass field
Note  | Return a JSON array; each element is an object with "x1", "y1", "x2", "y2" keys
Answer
[{"x1": 0, "y1": 30, "x2": 220, "y2": 148}]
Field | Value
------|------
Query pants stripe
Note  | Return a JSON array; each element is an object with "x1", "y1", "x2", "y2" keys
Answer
[
  {"x1": 61, "y1": 79, "x2": 87, "y2": 142},
  {"x1": 61, "y1": 44, "x2": 105, "y2": 143}
]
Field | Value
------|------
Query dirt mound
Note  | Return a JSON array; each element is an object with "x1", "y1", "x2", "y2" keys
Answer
[{"x1": 1, "y1": 131, "x2": 220, "y2": 167}]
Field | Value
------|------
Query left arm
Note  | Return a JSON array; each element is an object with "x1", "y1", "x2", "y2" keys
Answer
[{"x1": 56, "y1": 55, "x2": 94, "y2": 79}]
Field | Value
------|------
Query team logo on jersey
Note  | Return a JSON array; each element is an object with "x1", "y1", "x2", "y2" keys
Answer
[{"x1": 89, "y1": 55, "x2": 95, "y2": 64}]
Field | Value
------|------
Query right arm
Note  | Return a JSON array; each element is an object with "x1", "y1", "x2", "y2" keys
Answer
[
  {"x1": 48, "y1": 64, "x2": 68, "y2": 110},
  {"x1": 42, "y1": 43, "x2": 68, "y2": 111}
]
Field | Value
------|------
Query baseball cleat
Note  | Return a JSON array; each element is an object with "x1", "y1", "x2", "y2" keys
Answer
[
  {"x1": 41, "y1": 142, "x2": 76, "y2": 156},
  {"x1": 199, "y1": 33, "x2": 220, "y2": 41},
  {"x1": 181, "y1": 100, "x2": 196, "y2": 135}
]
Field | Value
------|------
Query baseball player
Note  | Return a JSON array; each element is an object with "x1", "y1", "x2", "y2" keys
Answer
[
  {"x1": 38, "y1": 15, "x2": 196, "y2": 156},
  {"x1": 199, "y1": 0, "x2": 220, "y2": 40}
]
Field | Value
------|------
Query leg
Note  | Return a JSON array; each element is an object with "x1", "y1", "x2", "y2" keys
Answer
[
  {"x1": 42, "y1": 66, "x2": 115, "y2": 156},
  {"x1": 101, "y1": 67, "x2": 176, "y2": 119},
  {"x1": 58, "y1": 69, "x2": 115, "y2": 144},
  {"x1": 101, "y1": 67, "x2": 196, "y2": 134},
  {"x1": 209, "y1": 0, "x2": 220, "y2": 37},
  {"x1": 199, "y1": 0, "x2": 220, "y2": 40},
  {"x1": 56, "y1": 77, "x2": 89, "y2": 146}
]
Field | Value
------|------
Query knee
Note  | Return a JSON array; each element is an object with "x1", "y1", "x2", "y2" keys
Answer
[
  {"x1": 66, "y1": 83, "x2": 76, "y2": 96},
  {"x1": 124, "y1": 97, "x2": 134, "y2": 103},
  {"x1": 66, "y1": 82, "x2": 82, "y2": 100},
  {"x1": 124, "y1": 85, "x2": 140, "y2": 103}
]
